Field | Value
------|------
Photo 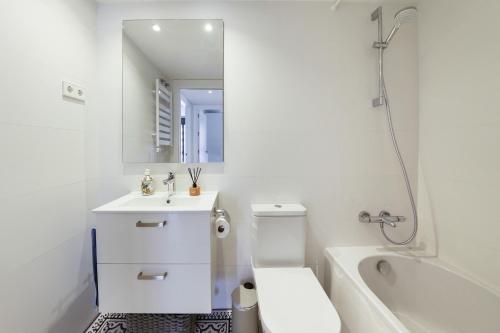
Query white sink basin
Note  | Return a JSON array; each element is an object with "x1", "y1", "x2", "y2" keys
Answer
[{"x1": 93, "y1": 191, "x2": 218, "y2": 213}]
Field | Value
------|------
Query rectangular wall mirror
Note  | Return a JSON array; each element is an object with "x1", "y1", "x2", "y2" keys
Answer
[{"x1": 122, "y1": 19, "x2": 224, "y2": 163}]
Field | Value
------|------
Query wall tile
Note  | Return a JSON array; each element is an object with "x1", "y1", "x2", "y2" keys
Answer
[
  {"x1": 419, "y1": 0, "x2": 500, "y2": 290},
  {"x1": 92, "y1": 1, "x2": 419, "y2": 291}
]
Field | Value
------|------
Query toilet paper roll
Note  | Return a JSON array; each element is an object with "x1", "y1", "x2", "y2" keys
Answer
[{"x1": 215, "y1": 216, "x2": 230, "y2": 239}]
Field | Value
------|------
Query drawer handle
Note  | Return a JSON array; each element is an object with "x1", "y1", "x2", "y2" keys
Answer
[
  {"x1": 136, "y1": 220, "x2": 167, "y2": 228},
  {"x1": 137, "y1": 272, "x2": 168, "y2": 280}
]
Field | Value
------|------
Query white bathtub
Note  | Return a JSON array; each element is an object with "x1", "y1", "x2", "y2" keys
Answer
[{"x1": 325, "y1": 247, "x2": 500, "y2": 333}]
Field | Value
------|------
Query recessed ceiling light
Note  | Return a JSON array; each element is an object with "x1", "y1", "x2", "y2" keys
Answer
[
  {"x1": 152, "y1": 24, "x2": 161, "y2": 32},
  {"x1": 204, "y1": 23, "x2": 213, "y2": 32},
  {"x1": 208, "y1": 90, "x2": 213, "y2": 94}
]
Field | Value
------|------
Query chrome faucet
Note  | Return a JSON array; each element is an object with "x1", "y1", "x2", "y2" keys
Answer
[
  {"x1": 358, "y1": 210, "x2": 406, "y2": 228},
  {"x1": 163, "y1": 171, "x2": 175, "y2": 200}
]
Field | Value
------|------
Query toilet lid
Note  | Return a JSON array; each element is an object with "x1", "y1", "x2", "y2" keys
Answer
[{"x1": 254, "y1": 267, "x2": 341, "y2": 333}]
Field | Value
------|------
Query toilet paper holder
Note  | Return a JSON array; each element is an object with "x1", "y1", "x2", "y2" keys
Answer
[{"x1": 213, "y1": 208, "x2": 231, "y2": 223}]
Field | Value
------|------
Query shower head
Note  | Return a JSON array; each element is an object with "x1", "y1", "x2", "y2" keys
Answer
[
  {"x1": 385, "y1": 6, "x2": 417, "y2": 45},
  {"x1": 395, "y1": 7, "x2": 418, "y2": 27}
]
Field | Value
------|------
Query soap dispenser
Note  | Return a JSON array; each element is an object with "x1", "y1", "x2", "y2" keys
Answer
[{"x1": 141, "y1": 169, "x2": 154, "y2": 196}]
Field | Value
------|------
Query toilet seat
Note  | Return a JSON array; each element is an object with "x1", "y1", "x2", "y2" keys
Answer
[{"x1": 253, "y1": 267, "x2": 341, "y2": 333}]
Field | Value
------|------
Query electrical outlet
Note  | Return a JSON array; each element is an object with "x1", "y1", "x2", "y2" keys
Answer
[{"x1": 62, "y1": 81, "x2": 85, "y2": 102}]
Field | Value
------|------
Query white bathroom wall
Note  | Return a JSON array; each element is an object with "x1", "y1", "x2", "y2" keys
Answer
[
  {"x1": 122, "y1": 33, "x2": 169, "y2": 163},
  {"x1": 0, "y1": 0, "x2": 98, "y2": 332},
  {"x1": 90, "y1": 1, "x2": 418, "y2": 307},
  {"x1": 418, "y1": 0, "x2": 500, "y2": 291}
]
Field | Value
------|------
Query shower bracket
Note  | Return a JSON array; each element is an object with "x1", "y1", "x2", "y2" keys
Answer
[
  {"x1": 372, "y1": 97, "x2": 385, "y2": 108},
  {"x1": 372, "y1": 41, "x2": 388, "y2": 49}
]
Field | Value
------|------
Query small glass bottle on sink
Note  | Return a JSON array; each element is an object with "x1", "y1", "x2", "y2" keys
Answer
[{"x1": 141, "y1": 169, "x2": 154, "y2": 196}]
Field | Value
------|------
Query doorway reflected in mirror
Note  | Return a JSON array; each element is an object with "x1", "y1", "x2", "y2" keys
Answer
[{"x1": 180, "y1": 89, "x2": 223, "y2": 163}]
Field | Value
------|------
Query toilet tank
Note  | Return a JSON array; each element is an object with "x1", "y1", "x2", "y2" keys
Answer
[{"x1": 251, "y1": 204, "x2": 307, "y2": 268}]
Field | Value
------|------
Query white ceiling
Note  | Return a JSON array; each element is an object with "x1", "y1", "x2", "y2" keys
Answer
[
  {"x1": 96, "y1": 0, "x2": 420, "y2": 4},
  {"x1": 103, "y1": 0, "x2": 415, "y2": 3},
  {"x1": 123, "y1": 19, "x2": 223, "y2": 80},
  {"x1": 181, "y1": 89, "x2": 223, "y2": 105}
]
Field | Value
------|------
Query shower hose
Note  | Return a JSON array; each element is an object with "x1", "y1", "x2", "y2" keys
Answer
[{"x1": 380, "y1": 73, "x2": 418, "y2": 245}]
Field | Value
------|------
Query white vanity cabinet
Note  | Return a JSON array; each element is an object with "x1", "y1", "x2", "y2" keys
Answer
[{"x1": 93, "y1": 192, "x2": 218, "y2": 314}]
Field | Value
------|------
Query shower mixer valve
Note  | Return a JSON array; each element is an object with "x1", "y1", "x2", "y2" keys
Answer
[{"x1": 359, "y1": 211, "x2": 406, "y2": 228}]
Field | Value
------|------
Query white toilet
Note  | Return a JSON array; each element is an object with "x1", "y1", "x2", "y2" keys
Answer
[{"x1": 251, "y1": 204, "x2": 341, "y2": 333}]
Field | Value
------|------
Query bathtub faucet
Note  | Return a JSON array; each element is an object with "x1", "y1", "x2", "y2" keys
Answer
[{"x1": 358, "y1": 210, "x2": 406, "y2": 228}]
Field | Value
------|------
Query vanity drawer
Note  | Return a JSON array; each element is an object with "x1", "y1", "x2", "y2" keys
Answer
[
  {"x1": 98, "y1": 263, "x2": 212, "y2": 313},
  {"x1": 96, "y1": 213, "x2": 211, "y2": 264}
]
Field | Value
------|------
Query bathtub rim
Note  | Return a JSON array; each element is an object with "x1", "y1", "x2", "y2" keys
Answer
[
  {"x1": 325, "y1": 246, "x2": 409, "y2": 332},
  {"x1": 324, "y1": 246, "x2": 500, "y2": 332}
]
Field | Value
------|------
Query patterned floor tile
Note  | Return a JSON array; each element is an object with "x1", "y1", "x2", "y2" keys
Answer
[{"x1": 84, "y1": 311, "x2": 231, "y2": 333}]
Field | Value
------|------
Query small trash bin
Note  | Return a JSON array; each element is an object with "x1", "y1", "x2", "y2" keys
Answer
[{"x1": 232, "y1": 282, "x2": 259, "y2": 333}]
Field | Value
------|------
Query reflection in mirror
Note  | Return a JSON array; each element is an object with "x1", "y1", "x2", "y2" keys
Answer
[
  {"x1": 180, "y1": 89, "x2": 223, "y2": 163},
  {"x1": 122, "y1": 20, "x2": 223, "y2": 163}
]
